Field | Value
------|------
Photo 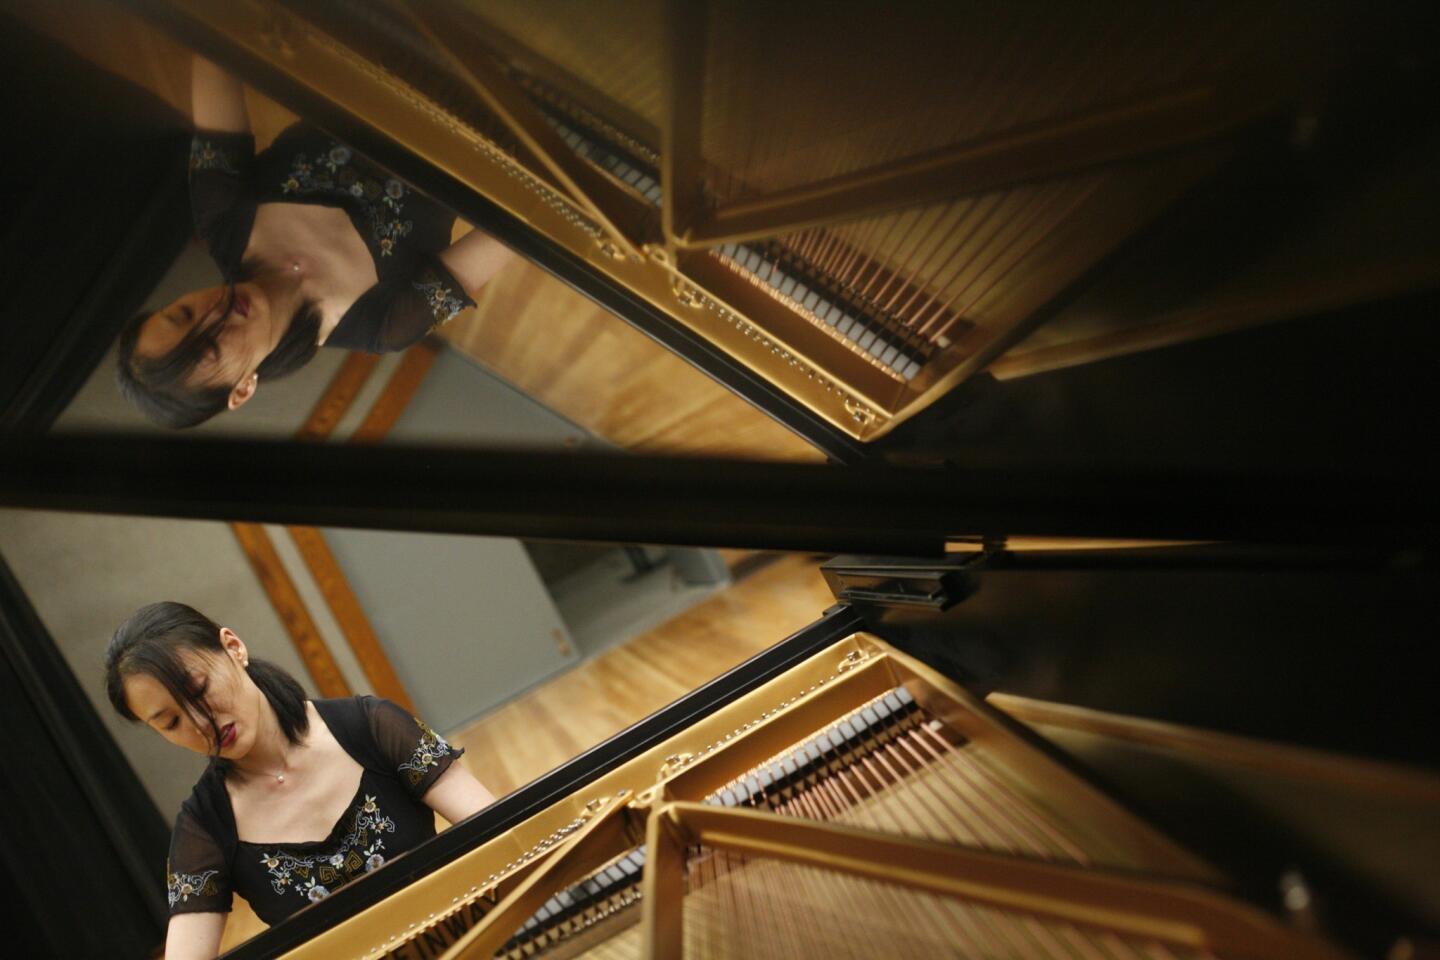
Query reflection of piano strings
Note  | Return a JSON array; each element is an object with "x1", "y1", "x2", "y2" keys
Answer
[
  {"x1": 494, "y1": 686, "x2": 1100, "y2": 958},
  {"x1": 528, "y1": 88, "x2": 948, "y2": 382},
  {"x1": 707, "y1": 170, "x2": 1110, "y2": 380}
]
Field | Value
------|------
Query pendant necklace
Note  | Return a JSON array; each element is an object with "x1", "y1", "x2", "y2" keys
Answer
[{"x1": 271, "y1": 749, "x2": 291, "y2": 784}]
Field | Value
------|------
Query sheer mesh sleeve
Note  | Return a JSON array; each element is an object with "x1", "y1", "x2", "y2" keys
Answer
[
  {"x1": 166, "y1": 803, "x2": 232, "y2": 917},
  {"x1": 361, "y1": 696, "x2": 465, "y2": 799},
  {"x1": 188, "y1": 129, "x2": 255, "y2": 275},
  {"x1": 324, "y1": 256, "x2": 475, "y2": 354}
]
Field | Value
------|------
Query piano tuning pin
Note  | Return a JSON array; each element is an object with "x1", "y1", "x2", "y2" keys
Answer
[
  {"x1": 671, "y1": 279, "x2": 706, "y2": 309},
  {"x1": 594, "y1": 238, "x2": 625, "y2": 260}
]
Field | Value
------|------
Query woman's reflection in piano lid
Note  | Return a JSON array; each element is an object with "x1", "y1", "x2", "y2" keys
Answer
[
  {"x1": 116, "y1": 55, "x2": 514, "y2": 430},
  {"x1": 106, "y1": 601, "x2": 496, "y2": 960}
]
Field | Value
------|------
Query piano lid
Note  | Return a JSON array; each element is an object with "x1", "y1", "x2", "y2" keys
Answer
[{"x1": 123, "y1": 0, "x2": 1440, "y2": 455}]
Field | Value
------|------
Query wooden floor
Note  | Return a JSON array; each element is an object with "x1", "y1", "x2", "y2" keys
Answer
[{"x1": 445, "y1": 551, "x2": 833, "y2": 797}]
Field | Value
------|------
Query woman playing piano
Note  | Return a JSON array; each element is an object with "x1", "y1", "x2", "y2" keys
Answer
[
  {"x1": 105, "y1": 601, "x2": 496, "y2": 960},
  {"x1": 117, "y1": 55, "x2": 513, "y2": 428}
]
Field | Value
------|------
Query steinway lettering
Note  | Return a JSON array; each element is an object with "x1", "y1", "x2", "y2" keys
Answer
[{"x1": 383, "y1": 899, "x2": 489, "y2": 960}]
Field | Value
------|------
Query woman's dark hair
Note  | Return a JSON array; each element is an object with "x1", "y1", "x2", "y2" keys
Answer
[
  {"x1": 105, "y1": 601, "x2": 309, "y2": 767},
  {"x1": 116, "y1": 274, "x2": 321, "y2": 429},
  {"x1": 115, "y1": 309, "x2": 229, "y2": 429}
]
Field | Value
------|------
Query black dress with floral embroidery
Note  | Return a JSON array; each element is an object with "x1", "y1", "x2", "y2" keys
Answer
[
  {"x1": 188, "y1": 123, "x2": 475, "y2": 353},
  {"x1": 165, "y1": 696, "x2": 463, "y2": 925}
]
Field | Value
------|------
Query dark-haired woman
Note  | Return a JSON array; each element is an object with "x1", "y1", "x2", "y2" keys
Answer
[
  {"x1": 118, "y1": 55, "x2": 513, "y2": 428},
  {"x1": 106, "y1": 601, "x2": 495, "y2": 960}
]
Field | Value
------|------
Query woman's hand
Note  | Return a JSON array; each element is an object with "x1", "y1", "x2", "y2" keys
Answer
[
  {"x1": 192, "y1": 55, "x2": 249, "y2": 134},
  {"x1": 423, "y1": 760, "x2": 497, "y2": 826},
  {"x1": 165, "y1": 911, "x2": 226, "y2": 960}
]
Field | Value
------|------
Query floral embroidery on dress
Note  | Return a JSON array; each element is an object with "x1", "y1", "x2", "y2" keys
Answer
[
  {"x1": 258, "y1": 794, "x2": 395, "y2": 906},
  {"x1": 167, "y1": 863, "x2": 221, "y2": 908},
  {"x1": 397, "y1": 717, "x2": 455, "y2": 786},
  {"x1": 279, "y1": 143, "x2": 413, "y2": 256},
  {"x1": 411, "y1": 267, "x2": 468, "y2": 327},
  {"x1": 189, "y1": 138, "x2": 241, "y2": 176}
]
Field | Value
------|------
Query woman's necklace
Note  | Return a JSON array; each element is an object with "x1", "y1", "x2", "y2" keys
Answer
[
  {"x1": 266, "y1": 744, "x2": 292, "y2": 784},
  {"x1": 239, "y1": 753, "x2": 290, "y2": 784},
  {"x1": 240, "y1": 734, "x2": 292, "y2": 784}
]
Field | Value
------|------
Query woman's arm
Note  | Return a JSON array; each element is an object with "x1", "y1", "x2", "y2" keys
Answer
[
  {"x1": 423, "y1": 760, "x2": 497, "y2": 826},
  {"x1": 165, "y1": 912, "x2": 226, "y2": 960},
  {"x1": 437, "y1": 227, "x2": 515, "y2": 298},
  {"x1": 191, "y1": 55, "x2": 249, "y2": 133}
]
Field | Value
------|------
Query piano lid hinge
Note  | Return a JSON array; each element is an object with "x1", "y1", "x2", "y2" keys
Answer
[{"x1": 820, "y1": 554, "x2": 982, "y2": 611}]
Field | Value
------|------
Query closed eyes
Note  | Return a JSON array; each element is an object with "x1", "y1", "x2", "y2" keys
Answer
[{"x1": 161, "y1": 679, "x2": 210, "y2": 731}]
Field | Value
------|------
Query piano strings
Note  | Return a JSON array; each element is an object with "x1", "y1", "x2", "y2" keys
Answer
[{"x1": 486, "y1": 686, "x2": 1114, "y2": 958}]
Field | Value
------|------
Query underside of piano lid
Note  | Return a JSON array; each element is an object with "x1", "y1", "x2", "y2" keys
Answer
[
  {"x1": 271, "y1": 632, "x2": 1354, "y2": 960},
  {"x1": 131, "y1": 0, "x2": 1415, "y2": 446}
]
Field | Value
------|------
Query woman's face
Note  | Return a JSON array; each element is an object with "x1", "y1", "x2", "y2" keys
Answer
[
  {"x1": 135, "y1": 281, "x2": 281, "y2": 405},
  {"x1": 122, "y1": 629, "x2": 270, "y2": 760}
]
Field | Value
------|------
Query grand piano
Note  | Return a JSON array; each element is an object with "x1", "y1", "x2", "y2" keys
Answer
[{"x1": 1, "y1": 1, "x2": 1438, "y2": 958}]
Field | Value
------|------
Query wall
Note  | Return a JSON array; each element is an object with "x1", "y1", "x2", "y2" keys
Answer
[{"x1": 0, "y1": 509, "x2": 350, "y2": 821}]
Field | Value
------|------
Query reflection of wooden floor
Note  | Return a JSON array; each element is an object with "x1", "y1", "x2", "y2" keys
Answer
[{"x1": 439, "y1": 255, "x2": 825, "y2": 462}]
